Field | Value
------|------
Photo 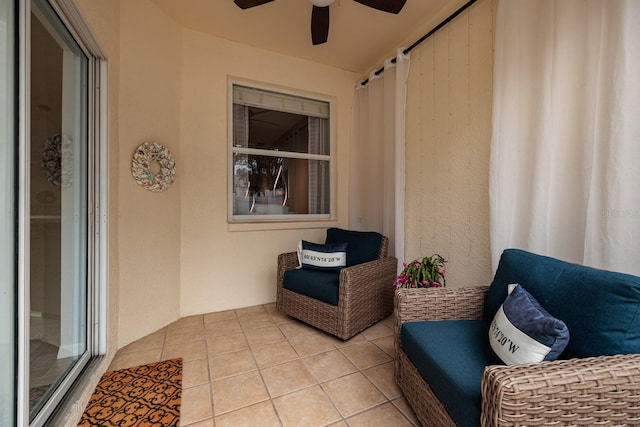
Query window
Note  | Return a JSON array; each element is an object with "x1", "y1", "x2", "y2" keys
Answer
[{"x1": 230, "y1": 84, "x2": 332, "y2": 221}]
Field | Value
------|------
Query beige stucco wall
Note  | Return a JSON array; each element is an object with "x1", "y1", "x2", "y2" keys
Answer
[
  {"x1": 116, "y1": 0, "x2": 183, "y2": 346},
  {"x1": 404, "y1": 0, "x2": 496, "y2": 287},
  {"x1": 178, "y1": 29, "x2": 359, "y2": 316}
]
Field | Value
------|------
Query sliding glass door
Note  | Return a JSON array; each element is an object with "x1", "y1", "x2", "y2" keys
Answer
[
  {"x1": 0, "y1": 0, "x2": 16, "y2": 425},
  {"x1": 27, "y1": 0, "x2": 91, "y2": 424},
  {"x1": 28, "y1": 0, "x2": 91, "y2": 425},
  {"x1": 1, "y1": 0, "x2": 104, "y2": 423}
]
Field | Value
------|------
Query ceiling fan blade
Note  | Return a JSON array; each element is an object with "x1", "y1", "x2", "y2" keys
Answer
[
  {"x1": 352, "y1": 0, "x2": 407, "y2": 14},
  {"x1": 234, "y1": 0, "x2": 274, "y2": 9},
  {"x1": 311, "y1": 5, "x2": 330, "y2": 45}
]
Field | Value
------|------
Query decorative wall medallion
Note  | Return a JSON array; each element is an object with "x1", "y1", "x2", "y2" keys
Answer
[
  {"x1": 131, "y1": 141, "x2": 176, "y2": 192},
  {"x1": 41, "y1": 134, "x2": 72, "y2": 188}
]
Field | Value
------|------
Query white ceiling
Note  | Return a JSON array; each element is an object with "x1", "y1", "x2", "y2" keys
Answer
[{"x1": 151, "y1": 0, "x2": 469, "y2": 74}]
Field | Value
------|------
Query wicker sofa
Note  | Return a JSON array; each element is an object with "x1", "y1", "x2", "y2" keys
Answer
[
  {"x1": 395, "y1": 249, "x2": 640, "y2": 426},
  {"x1": 277, "y1": 228, "x2": 397, "y2": 340}
]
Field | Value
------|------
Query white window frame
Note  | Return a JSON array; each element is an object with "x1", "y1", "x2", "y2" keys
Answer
[{"x1": 227, "y1": 80, "x2": 336, "y2": 224}]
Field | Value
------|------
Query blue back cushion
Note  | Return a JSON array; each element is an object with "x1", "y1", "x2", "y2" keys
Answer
[
  {"x1": 325, "y1": 228, "x2": 382, "y2": 267},
  {"x1": 402, "y1": 320, "x2": 494, "y2": 427},
  {"x1": 485, "y1": 249, "x2": 640, "y2": 358},
  {"x1": 283, "y1": 269, "x2": 340, "y2": 305}
]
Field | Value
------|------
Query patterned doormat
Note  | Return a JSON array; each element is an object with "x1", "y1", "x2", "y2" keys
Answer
[{"x1": 78, "y1": 358, "x2": 182, "y2": 427}]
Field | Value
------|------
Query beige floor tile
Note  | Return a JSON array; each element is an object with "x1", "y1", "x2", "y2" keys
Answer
[
  {"x1": 361, "y1": 322, "x2": 394, "y2": 340},
  {"x1": 261, "y1": 359, "x2": 316, "y2": 397},
  {"x1": 381, "y1": 316, "x2": 395, "y2": 328},
  {"x1": 165, "y1": 325, "x2": 205, "y2": 346},
  {"x1": 303, "y1": 350, "x2": 357, "y2": 383},
  {"x1": 244, "y1": 325, "x2": 286, "y2": 347},
  {"x1": 252, "y1": 340, "x2": 299, "y2": 368},
  {"x1": 168, "y1": 315, "x2": 203, "y2": 330},
  {"x1": 181, "y1": 383, "x2": 213, "y2": 425},
  {"x1": 264, "y1": 303, "x2": 290, "y2": 320},
  {"x1": 108, "y1": 348, "x2": 162, "y2": 371},
  {"x1": 183, "y1": 358, "x2": 210, "y2": 388},
  {"x1": 272, "y1": 385, "x2": 341, "y2": 427},
  {"x1": 346, "y1": 402, "x2": 414, "y2": 427},
  {"x1": 204, "y1": 319, "x2": 242, "y2": 338},
  {"x1": 340, "y1": 341, "x2": 392, "y2": 370},
  {"x1": 326, "y1": 332, "x2": 367, "y2": 348},
  {"x1": 204, "y1": 310, "x2": 236, "y2": 324},
  {"x1": 235, "y1": 305, "x2": 268, "y2": 317},
  {"x1": 372, "y1": 335, "x2": 395, "y2": 357},
  {"x1": 289, "y1": 332, "x2": 335, "y2": 357},
  {"x1": 162, "y1": 340, "x2": 207, "y2": 362},
  {"x1": 215, "y1": 401, "x2": 281, "y2": 427},
  {"x1": 278, "y1": 320, "x2": 317, "y2": 339},
  {"x1": 106, "y1": 306, "x2": 412, "y2": 427},
  {"x1": 363, "y1": 362, "x2": 402, "y2": 399},
  {"x1": 322, "y1": 372, "x2": 386, "y2": 417},
  {"x1": 263, "y1": 303, "x2": 278, "y2": 312},
  {"x1": 206, "y1": 332, "x2": 248, "y2": 356},
  {"x1": 117, "y1": 328, "x2": 166, "y2": 354},
  {"x1": 211, "y1": 370, "x2": 269, "y2": 415},
  {"x1": 239, "y1": 314, "x2": 276, "y2": 331},
  {"x1": 208, "y1": 349, "x2": 256, "y2": 380},
  {"x1": 391, "y1": 397, "x2": 420, "y2": 426},
  {"x1": 181, "y1": 418, "x2": 214, "y2": 427}
]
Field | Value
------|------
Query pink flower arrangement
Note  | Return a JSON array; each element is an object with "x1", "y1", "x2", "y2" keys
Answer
[{"x1": 393, "y1": 254, "x2": 447, "y2": 289}]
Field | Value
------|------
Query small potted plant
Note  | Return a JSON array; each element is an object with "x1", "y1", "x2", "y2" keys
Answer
[{"x1": 394, "y1": 254, "x2": 447, "y2": 289}]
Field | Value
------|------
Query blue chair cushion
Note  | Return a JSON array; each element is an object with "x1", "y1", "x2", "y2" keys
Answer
[
  {"x1": 325, "y1": 228, "x2": 382, "y2": 267},
  {"x1": 402, "y1": 320, "x2": 494, "y2": 427},
  {"x1": 485, "y1": 249, "x2": 640, "y2": 358},
  {"x1": 283, "y1": 269, "x2": 340, "y2": 305}
]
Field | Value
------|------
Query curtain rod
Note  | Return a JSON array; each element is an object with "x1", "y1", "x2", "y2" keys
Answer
[{"x1": 358, "y1": 0, "x2": 478, "y2": 87}]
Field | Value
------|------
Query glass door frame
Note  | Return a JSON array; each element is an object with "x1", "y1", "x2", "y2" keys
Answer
[{"x1": 16, "y1": 0, "x2": 107, "y2": 425}]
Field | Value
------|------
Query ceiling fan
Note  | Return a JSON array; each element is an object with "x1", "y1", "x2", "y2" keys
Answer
[{"x1": 233, "y1": 0, "x2": 407, "y2": 45}]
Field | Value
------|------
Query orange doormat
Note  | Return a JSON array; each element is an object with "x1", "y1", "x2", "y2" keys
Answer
[{"x1": 78, "y1": 358, "x2": 182, "y2": 427}]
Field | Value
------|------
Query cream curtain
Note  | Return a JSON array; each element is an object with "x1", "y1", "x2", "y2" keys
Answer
[
  {"x1": 350, "y1": 49, "x2": 410, "y2": 261},
  {"x1": 490, "y1": 0, "x2": 640, "y2": 275}
]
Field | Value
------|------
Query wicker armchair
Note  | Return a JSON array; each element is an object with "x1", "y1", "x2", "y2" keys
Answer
[
  {"x1": 395, "y1": 286, "x2": 640, "y2": 426},
  {"x1": 277, "y1": 235, "x2": 397, "y2": 340}
]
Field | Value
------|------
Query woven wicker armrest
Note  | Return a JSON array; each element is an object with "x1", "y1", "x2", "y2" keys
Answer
[
  {"x1": 338, "y1": 257, "x2": 398, "y2": 309},
  {"x1": 277, "y1": 252, "x2": 299, "y2": 283},
  {"x1": 481, "y1": 353, "x2": 640, "y2": 426},
  {"x1": 394, "y1": 285, "x2": 489, "y2": 325},
  {"x1": 339, "y1": 256, "x2": 398, "y2": 296}
]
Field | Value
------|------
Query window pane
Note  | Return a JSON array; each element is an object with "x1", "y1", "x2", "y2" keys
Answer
[
  {"x1": 0, "y1": 0, "x2": 15, "y2": 424},
  {"x1": 232, "y1": 154, "x2": 330, "y2": 216},
  {"x1": 233, "y1": 105, "x2": 329, "y2": 156}
]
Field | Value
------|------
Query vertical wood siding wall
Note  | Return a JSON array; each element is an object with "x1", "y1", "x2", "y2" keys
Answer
[{"x1": 404, "y1": 0, "x2": 496, "y2": 286}]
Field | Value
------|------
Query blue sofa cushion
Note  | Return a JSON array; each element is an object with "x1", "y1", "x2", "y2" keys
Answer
[
  {"x1": 297, "y1": 240, "x2": 347, "y2": 271},
  {"x1": 485, "y1": 249, "x2": 640, "y2": 358},
  {"x1": 490, "y1": 284, "x2": 569, "y2": 364},
  {"x1": 402, "y1": 320, "x2": 494, "y2": 427},
  {"x1": 325, "y1": 228, "x2": 382, "y2": 267},
  {"x1": 283, "y1": 269, "x2": 340, "y2": 305}
]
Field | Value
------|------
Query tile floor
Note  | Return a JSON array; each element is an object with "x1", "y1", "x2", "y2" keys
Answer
[{"x1": 109, "y1": 303, "x2": 419, "y2": 427}]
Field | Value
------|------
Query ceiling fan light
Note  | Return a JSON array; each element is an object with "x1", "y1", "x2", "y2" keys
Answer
[{"x1": 309, "y1": 0, "x2": 335, "y2": 7}]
